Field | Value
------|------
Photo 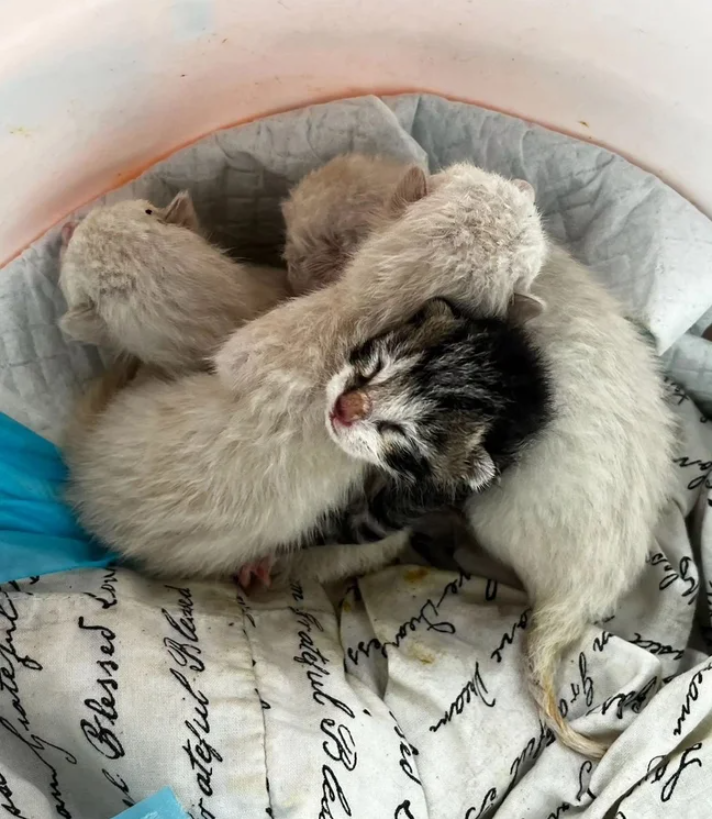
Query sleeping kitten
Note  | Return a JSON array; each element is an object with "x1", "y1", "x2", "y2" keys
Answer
[
  {"x1": 59, "y1": 191, "x2": 290, "y2": 373},
  {"x1": 66, "y1": 168, "x2": 547, "y2": 586},
  {"x1": 271, "y1": 155, "x2": 678, "y2": 758},
  {"x1": 268, "y1": 297, "x2": 551, "y2": 583},
  {"x1": 283, "y1": 154, "x2": 544, "y2": 313},
  {"x1": 282, "y1": 154, "x2": 427, "y2": 297},
  {"x1": 66, "y1": 298, "x2": 548, "y2": 584}
]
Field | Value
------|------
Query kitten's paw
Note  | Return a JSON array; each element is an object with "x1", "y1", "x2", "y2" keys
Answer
[{"x1": 235, "y1": 556, "x2": 274, "y2": 591}]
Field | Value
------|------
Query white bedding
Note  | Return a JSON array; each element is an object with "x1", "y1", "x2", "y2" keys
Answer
[{"x1": 1, "y1": 95, "x2": 712, "y2": 818}]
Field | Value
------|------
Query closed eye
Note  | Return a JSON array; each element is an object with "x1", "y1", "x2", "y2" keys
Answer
[
  {"x1": 351, "y1": 358, "x2": 383, "y2": 389},
  {"x1": 376, "y1": 420, "x2": 407, "y2": 436}
]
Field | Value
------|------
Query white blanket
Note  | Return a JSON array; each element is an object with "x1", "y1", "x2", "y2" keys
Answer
[
  {"x1": 2, "y1": 95, "x2": 712, "y2": 818},
  {"x1": 2, "y1": 387, "x2": 712, "y2": 818}
]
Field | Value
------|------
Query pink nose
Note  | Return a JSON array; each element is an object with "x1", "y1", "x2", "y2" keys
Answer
[{"x1": 333, "y1": 390, "x2": 371, "y2": 426}]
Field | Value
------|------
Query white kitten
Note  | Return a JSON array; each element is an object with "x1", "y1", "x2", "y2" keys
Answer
[
  {"x1": 281, "y1": 155, "x2": 677, "y2": 758},
  {"x1": 59, "y1": 192, "x2": 290, "y2": 373},
  {"x1": 465, "y1": 243, "x2": 676, "y2": 756}
]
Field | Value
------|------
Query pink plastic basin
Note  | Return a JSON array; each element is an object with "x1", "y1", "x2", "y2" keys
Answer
[{"x1": 1, "y1": 0, "x2": 710, "y2": 266}]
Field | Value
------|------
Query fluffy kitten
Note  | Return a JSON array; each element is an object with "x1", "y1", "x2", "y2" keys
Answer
[
  {"x1": 66, "y1": 168, "x2": 547, "y2": 585},
  {"x1": 282, "y1": 154, "x2": 427, "y2": 296},
  {"x1": 59, "y1": 192, "x2": 290, "y2": 373},
  {"x1": 261, "y1": 297, "x2": 552, "y2": 586},
  {"x1": 276, "y1": 155, "x2": 678, "y2": 758},
  {"x1": 317, "y1": 298, "x2": 552, "y2": 534},
  {"x1": 465, "y1": 246, "x2": 676, "y2": 757}
]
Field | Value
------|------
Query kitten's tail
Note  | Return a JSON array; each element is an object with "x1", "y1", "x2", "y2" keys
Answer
[{"x1": 527, "y1": 601, "x2": 609, "y2": 759}]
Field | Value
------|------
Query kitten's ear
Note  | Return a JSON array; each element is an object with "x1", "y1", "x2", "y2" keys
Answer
[
  {"x1": 60, "y1": 304, "x2": 107, "y2": 345},
  {"x1": 465, "y1": 445, "x2": 497, "y2": 493},
  {"x1": 508, "y1": 292, "x2": 546, "y2": 324},
  {"x1": 388, "y1": 166, "x2": 428, "y2": 217},
  {"x1": 419, "y1": 297, "x2": 460, "y2": 323},
  {"x1": 162, "y1": 191, "x2": 200, "y2": 232},
  {"x1": 60, "y1": 221, "x2": 78, "y2": 248},
  {"x1": 512, "y1": 179, "x2": 535, "y2": 201}
]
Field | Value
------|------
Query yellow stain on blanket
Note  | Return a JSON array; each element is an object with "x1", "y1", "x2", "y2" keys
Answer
[
  {"x1": 404, "y1": 567, "x2": 429, "y2": 583},
  {"x1": 408, "y1": 642, "x2": 436, "y2": 665}
]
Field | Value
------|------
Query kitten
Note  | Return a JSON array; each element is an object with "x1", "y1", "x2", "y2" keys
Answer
[
  {"x1": 58, "y1": 192, "x2": 290, "y2": 373},
  {"x1": 282, "y1": 153, "x2": 545, "y2": 316},
  {"x1": 275, "y1": 155, "x2": 678, "y2": 758},
  {"x1": 66, "y1": 299, "x2": 545, "y2": 583},
  {"x1": 66, "y1": 168, "x2": 547, "y2": 585},
  {"x1": 269, "y1": 297, "x2": 552, "y2": 583},
  {"x1": 465, "y1": 245, "x2": 676, "y2": 757},
  {"x1": 322, "y1": 298, "x2": 551, "y2": 529},
  {"x1": 282, "y1": 154, "x2": 428, "y2": 297}
]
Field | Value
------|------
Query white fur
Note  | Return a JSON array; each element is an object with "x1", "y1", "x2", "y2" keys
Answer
[
  {"x1": 283, "y1": 157, "x2": 677, "y2": 757},
  {"x1": 273, "y1": 533, "x2": 409, "y2": 586},
  {"x1": 59, "y1": 194, "x2": 290, "y2": 373},
  {"x1": 67, "y1": 165, "x2": 545, "y2": 585},
  {"x1": 66, "y1": 368, "x2": 369, "y2": 577},
  {"x1": 465, "y1": 243, "x2": 677, "y2": 756}
]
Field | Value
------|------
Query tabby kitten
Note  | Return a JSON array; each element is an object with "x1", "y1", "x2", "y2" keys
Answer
[
  {"x1": 321, "y1": 298, "x2": 551, "y2": 533},
  {"x1": 262, "y1": 297, "x2": 552, "y2": 584}
]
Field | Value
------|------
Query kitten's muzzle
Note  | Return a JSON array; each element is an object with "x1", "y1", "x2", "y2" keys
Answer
[{"x1": 331, "y1": 389, "x2": 372, "y2": 427}]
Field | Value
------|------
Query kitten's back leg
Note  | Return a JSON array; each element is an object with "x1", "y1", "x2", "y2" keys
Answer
[{"x1": 274, "y1": 532, "x2": 408, "y2": 586}]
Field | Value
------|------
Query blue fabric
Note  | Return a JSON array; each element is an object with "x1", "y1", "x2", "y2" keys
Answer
[
  {"x1": 113, "y1": 789, "x2": 189, "y2": 819},
  {"x1": 0, "y1": 412, "x2": 112, "y2": 583}
]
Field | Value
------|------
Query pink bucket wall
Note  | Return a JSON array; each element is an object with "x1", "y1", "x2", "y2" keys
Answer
[{"x1": 1, "y1": 0, "x2": 710, "y2": 265}]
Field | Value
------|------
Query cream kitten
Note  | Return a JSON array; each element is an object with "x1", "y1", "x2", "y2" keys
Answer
[
  {"x1": 282, "y1": 154, "x2": 428, "y2": 296},
  {"x1": 278, "y1": 155, "x2": 677, "y2": 758},
  {"x1": 66, "y1": 168, "x2": 546, "y2": 586},
  {"x1": 58, "y1": 187, "x2": 406, "y2": 586},
  {"x1": 59, "y1": 192, "x2": 290, "y2": 373},
  {"x1": 465, "y1": 245, "x2": 676, "y2": 757}
]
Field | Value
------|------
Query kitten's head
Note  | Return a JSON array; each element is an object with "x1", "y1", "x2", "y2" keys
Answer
[
  {"x1": 282, "y1": 154, "x2": 427, "y2": 297},
  {"x1": 284, "y1": 155, "x2": 546, "y2": 318},
  {"x1": 325, "y1": 298, "x2": 551, "y2": 494},
  {"x1": 424, "y1": 164, "x2": 546, "y2": 316},
  {"x1": 58, "y1": 192, "x2": 201, "y2": 345}
]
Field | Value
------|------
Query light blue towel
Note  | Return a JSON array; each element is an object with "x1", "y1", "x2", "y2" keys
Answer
[{"x1": 0, "y1": 411, "x2": 112, "y2": 583}]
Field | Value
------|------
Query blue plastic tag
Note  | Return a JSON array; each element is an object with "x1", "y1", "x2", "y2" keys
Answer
[{"x1": 113, "y1": 788, "x2": 189, "y2": 819}]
